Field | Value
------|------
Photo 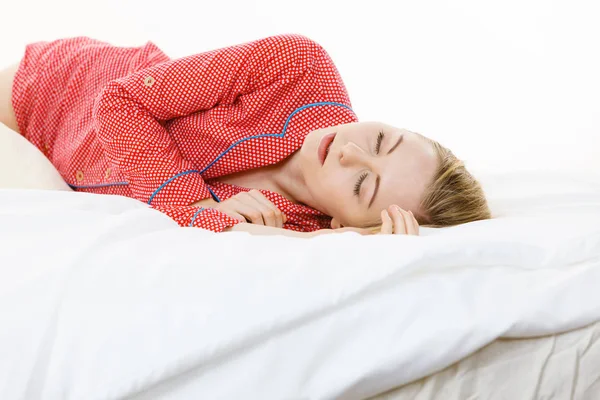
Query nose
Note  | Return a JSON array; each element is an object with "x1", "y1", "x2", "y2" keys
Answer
[{"x1": 339, "y1": 142, "x2": 371, "y2": 167}]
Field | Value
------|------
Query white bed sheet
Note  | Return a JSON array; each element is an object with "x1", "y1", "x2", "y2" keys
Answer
[
  {"x1": 1, "y1": 169, "x2": 600, "y2": 399},
  {"x1": 372, "y1": 319, "x2": 600, "y2": 399}
]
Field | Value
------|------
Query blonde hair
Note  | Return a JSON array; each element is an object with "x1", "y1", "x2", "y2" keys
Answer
[{"x1": 365, "y1": 133, "x2": 492, "y2": 233}]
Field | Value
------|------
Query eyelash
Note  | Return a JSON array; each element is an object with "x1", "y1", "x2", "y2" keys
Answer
[
  {"x1": 354, "y1": 172, "x2": 368, "y2": 197},
  {"x1": 375, "y1": 130, "x2": 384, "y2": 154},
  {"x1": 353, "y1": 130, "x2": 385, "y2": 197}
]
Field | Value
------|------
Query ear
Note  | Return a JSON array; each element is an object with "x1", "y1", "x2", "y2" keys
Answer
[{"x1": 330, "y1": 218, "x2": 344, "y2": 229}]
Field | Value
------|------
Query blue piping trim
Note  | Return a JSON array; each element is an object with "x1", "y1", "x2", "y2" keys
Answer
[
  {"x1": 198, "y1": 102, "x2": 353, "y2": 176},
  {"x1": 147, "y1": 169, "x2": 201, "y2": 205},
  {"x1": 207, "y1": 187, "x2": 221, "y2": 202},
  {"x1": 190, "y1": 207, "x2": 205, "y2": 227}
]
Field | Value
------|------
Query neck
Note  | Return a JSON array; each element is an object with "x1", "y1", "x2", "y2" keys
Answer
[{"x1": 272, "y1": 151, "x2": 316, "y2": 209}]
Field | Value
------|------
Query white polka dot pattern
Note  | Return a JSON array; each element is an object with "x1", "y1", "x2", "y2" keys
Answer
[{"x1": 11, "y1": 34, "x2": 359, "y2": 232}]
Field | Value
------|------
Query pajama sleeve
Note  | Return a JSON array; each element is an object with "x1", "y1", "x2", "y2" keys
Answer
[{"x1": 92, "y1": 33, "x2": 322, "y2": 208}]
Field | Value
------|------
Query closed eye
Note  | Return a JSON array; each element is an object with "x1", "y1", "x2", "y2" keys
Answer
[
  {"x1": 353, "y1": 172, "x2": 368, "y2": 197},
  {"x1": 375, "y1": 130, "x2": 384, "y2": 154},
  {"x1": 367, "y1": 133, "x2": 403, "y2": 208}
]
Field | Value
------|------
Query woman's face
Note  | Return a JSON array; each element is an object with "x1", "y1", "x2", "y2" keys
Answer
[{"x1": 298, "y1": 121, "x2": 439, "y2": 228}]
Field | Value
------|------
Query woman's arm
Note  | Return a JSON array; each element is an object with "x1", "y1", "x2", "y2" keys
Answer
[{"x1": 93, "y1": 34, "x2": 322, "y2": 208}]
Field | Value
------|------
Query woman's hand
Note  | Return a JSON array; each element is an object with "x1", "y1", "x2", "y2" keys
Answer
[
  {"x1": 222, "y1": 204, "x2": 419, "y2": 238},
  {"x1": 378, "y1": 205, "x2": 420, "y2": 235},
  {"x1": 191, "y1": 190, "x2": 287, "y2": 228},
  {"x1": 319, "y1": 205, "x2": 420, "y2": 236}
]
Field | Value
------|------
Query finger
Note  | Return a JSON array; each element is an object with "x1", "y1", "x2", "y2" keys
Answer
[
  {"x1": 380, "y1": 209, "x2": 393, "y2": 234},
  {"x1": 241, "y1": 191, "x2": 280, "y2": 227},
  {"x1": 231, "y1": 197, "x2": 265, "y2": 225},
  {"x1": 408, "y1": 210, "x2": 420, "y2": 236},
  {"x1": 398, "y1": 208, "x2": 415, "y2": 235},
  {"x1": 213, "y1": 201, "x2": 246, "y2": 223},
  {"x1": 228, "y1": 211, "x2": 247, "y2": 223},
  {"x1": 250, "y1": 190, "x2": 287, "y2": 227},
  {"x1": 389, "y1": 205, "x2": 408, "y2": 235},
  {"x1": 245, "y1": 190, "x2": 279, "y2": 227},
  {"x1": 402, "y1": 209, "x2": 417, "y2": 235},
  {"x1": 247, "y1": 190, "x2": 286, "y2": 228}
]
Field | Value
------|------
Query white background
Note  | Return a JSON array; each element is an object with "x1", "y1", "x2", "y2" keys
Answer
[{"x1": 1, "y1": 0, "x2": 598, "y2": 176}]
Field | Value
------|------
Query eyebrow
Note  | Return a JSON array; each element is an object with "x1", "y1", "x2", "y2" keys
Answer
[
  {"x1": 368, "y1": 176, "x2": 380, "y2": 208},
  {"x1": 368, "y1": 134, "x2": 404, "y2": 208},
  {"x1": 387, "y1": 134, "x2": 404, "y2": 155}
]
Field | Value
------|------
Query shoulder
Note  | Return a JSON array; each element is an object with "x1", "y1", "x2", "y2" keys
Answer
[
  {"x1": 255, "y1": 33, "x2": 328, "y2": 64},
  {"x1": 260, "y1": 33, "x2": 324, "y2": 50}
]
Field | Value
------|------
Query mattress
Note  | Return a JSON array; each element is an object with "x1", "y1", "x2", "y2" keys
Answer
[{"x1": 371, "y1": 320, "x2": 600, "y2": 399}]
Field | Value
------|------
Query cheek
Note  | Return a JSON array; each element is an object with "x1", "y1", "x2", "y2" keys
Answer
[
  {"x1": 320, "y1": 179, "x2": 354, "y2": 216},
  {"x1": 304, "y1": 130, "x2": 321, "y2": 154},
  {"x1": 308, "y1": 176, "x2": 338, "y2": 214},
  {"x1": 317, "y1": 171, "x2": 344, "y2": 195}
]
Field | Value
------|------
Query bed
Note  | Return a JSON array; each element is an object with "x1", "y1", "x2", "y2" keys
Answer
[
  {"x1": 1, "y1": 122, "x2": 600, "y2": 399},
  {"x1": 371, "y1": 320, "x2": 600, "y2": 399}
]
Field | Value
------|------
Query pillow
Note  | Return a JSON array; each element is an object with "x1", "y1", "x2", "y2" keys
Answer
[{"x1": 0, "y1": 123, "x2": 72, "y2": 191}]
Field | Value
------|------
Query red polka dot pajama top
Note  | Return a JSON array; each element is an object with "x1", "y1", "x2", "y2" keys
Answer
[{"x1": 11, "y1": 34, "x2": 359, "y2": 232}]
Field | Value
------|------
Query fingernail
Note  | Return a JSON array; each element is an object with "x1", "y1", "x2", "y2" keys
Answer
[{"x1": 394, "y1": 205, "x2": 401, "y2": 212}]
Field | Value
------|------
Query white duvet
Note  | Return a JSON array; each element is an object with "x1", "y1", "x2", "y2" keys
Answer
[{"x1": 1, "y1": 170, "x2": 600, "y2": 400}]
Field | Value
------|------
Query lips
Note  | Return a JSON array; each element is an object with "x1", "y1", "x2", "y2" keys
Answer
[{"x1": 318, "y1": 133, "x2": 336, "y2": 166}]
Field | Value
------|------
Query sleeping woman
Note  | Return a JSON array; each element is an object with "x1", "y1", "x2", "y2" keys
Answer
[{"x1": 0, "y1": 33, "x2": 491, "y2": 238}]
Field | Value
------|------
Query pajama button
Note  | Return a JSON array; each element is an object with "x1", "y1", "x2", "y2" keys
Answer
[
  {"x1": 76, "y1": 171, "x2": 84, "y2": 182},
  {"x1": 105, "y1": 168, "x2": 111, "y2": 179},
  {"x1": 144, "y1": 76, "x2": 155, "y2": 87}
]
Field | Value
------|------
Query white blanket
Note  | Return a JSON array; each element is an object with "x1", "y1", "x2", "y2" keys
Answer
[{"x1": 1, "y1": 170, "x2": 600, "y2": 399}]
